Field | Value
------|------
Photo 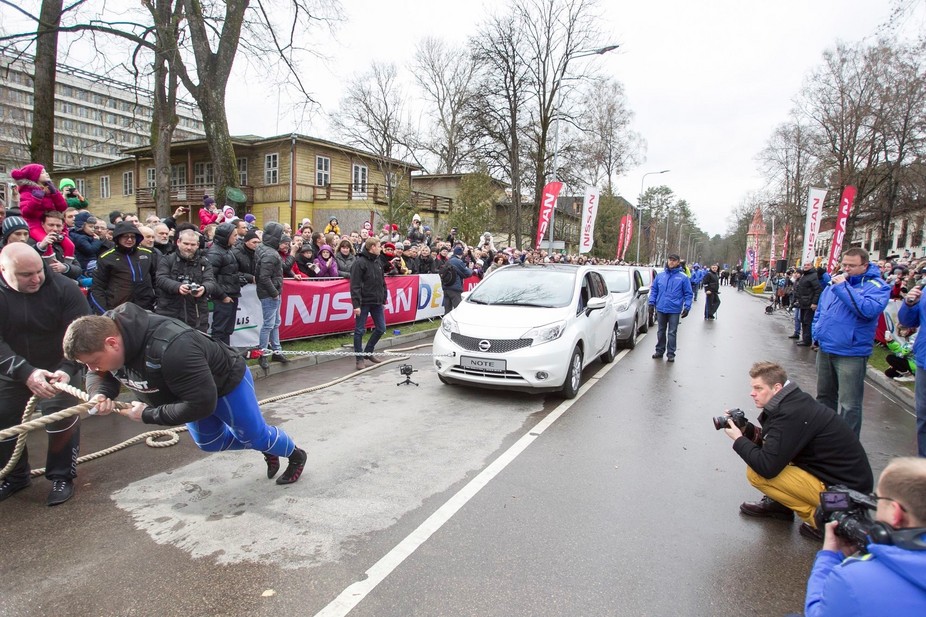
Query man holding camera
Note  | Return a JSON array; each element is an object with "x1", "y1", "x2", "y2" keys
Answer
[
  {"x1": 803, "y1": 457, "x2": 926, "y2": 616},
  {"x1": 723, "y1": 362, "x2": 872, "y2": 540},
  {"x1": 155, "y1": 228, "x2": 217, "y2": 333},
  {"x1": 30, "y1": 211, "x2": 81, "y2": 280}
]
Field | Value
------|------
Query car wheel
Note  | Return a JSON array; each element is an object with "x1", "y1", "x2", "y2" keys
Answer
[
  {"x1": 622, "y1": 319, "x2": 637, "y2": 349},
  {"x1": 600, "y1": 327, "x2": 618, "y2": 363},
  {"x1": 561, "y1": 346, "x2": 583, "y2": 399}
]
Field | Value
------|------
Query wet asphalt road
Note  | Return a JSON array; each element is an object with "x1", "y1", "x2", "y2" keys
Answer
[{"x1": 0, "y1": 288, "x2": 916, "y2": 617}]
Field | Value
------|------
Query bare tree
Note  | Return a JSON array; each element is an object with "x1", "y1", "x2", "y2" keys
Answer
[
  {"x1": 29, "y1": 0, "x2": 63, "y2": 170},
  {"x1": 412, "y1": 37, "x2": 478, "y2": 174},
  {"x1": 469, "y1": 10, "x2": 530, "y2": 248},
  {"x1": 330, "y1": 62, "x2": 417, "y2": 228},
  {"x1": 579, "y1": 78, "x2": 643, "y2": 195}
]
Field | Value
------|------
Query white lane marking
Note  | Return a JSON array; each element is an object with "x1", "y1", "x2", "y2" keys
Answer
[{"x1": 313, "y1": 342, "x2": 634, "y2": 617}]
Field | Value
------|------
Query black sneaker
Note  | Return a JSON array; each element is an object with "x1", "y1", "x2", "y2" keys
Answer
[
  {"x1": 271, "y1": 352, "x2": 290, "y2": 364},
  {"x1": 46, "y1": 479, "x2": 74, "y2": 506},
  {"x1": 263, "y1": 453, "x2": 280, "y2": 479},
  {"x1": 258, "y1": 354, "x2": 270, "y2": 370},
  {"x1": 276, "y1": 448, "x2": 307, "y2": 485},
  {"x1": 0, "y1": 476, "x2": 31, "y2": 502}
]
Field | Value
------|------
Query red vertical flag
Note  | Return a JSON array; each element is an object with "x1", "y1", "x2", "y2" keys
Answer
[
  {"x1": 615, "y1": 215, "x2": 628, "y2": 260},
  {"x1": 535, "y1": 181, "x2": 563, "y2": 249},
  {"x1": 622, "y1": 215, "x2": 634, "y2": 261},
  {"x1": 826, "y1": 186, "x2": 857, "y2": 273}
]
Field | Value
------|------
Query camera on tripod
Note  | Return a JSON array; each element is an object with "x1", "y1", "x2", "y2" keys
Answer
[{"x1": 399, "y1": 364, "x2": 416, "y2": 376}]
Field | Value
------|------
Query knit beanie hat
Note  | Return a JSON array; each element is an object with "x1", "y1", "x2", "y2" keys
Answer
[
  {"x1": 244, "y1": 213, "x2": 256, "y2": 223},
  {"x1": 2, "y1": 216, "x2": 29, "y2": 241},
  {"x1": 453, "y1": 246, "x2": 464, "y2": 257},
  {"x1": 203, "y1": 195, "x2": 216, "y2": 208},
  {"x1": 11, "y1": 164, "x2": 44, "y2": 184},
  {"x1": 74, "y1": 211, "x2": 96, "y2": 228},
  {"x1": 59, "y1": 178, "x2": 76, "y2": 190},
  {"x1": 243, "y1": 229, "x2": 259, "y2": 243}
]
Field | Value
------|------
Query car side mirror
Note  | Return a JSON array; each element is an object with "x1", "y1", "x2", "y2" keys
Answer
[
  {"x1": 637, "y1": 286, "x2": 650, "y2": 297},
  {"x1": 586, "y1": 296, "x2": 606, "y2": 311}
]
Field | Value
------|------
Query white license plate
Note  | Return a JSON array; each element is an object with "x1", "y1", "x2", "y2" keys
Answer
[{"x1": 461, "y1": 356, "x2": 507, "y2": 372}]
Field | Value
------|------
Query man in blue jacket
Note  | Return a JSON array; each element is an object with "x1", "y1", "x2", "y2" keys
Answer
[
  {"x1": 803, "y1": 457, "x2": 926, "y2": 616},
  {"x1": 812, "y1": 248, "x2": 890, "y2": 437},
  {"x1": 897, "y1": 281, "x2": 926, "y2": 456},
  {"x1": 648, "y1": 254, "x2": 693, "y2": 362}
]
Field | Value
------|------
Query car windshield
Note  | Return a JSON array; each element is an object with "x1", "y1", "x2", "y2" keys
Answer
[
  {"x1": 468, "y1": 268, "x2": 575, "y2": 307},
  {"x1": 600, "y1": 270, "x2": 631, "y2": 293}
]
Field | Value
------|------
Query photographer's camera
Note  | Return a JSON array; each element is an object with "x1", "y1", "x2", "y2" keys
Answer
[{"x1": 713, "y1": 408, "x2": 748, "y2": 431}]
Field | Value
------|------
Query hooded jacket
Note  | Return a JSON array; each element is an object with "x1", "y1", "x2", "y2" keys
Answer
[
  {"x1": 350, "y1": 247, "x2": 386, "y2": 308},
  {"x1": 0, "y1": 265, "x2": 89, "y2": 383},
  {"x1": 85, "y1": 302, "x2": 246, "y2": 426},
  {"x1": 315, "y1": 244, "x2": 339, "y2": 277},
  {"x1": 155, "y1": 244, "x2": 217, "y2": 331},
  {"x1": 89, "y1": 222, "x2": 155, "y2": 314},
  {"x1": 254, "y1": 222, "x2": 284, "y2": 299},
  {"x1": 648, "y1": 265, "x2": 693, "y2": 314},
  {"x1": 71, "y1": 226, "x2": 105, "y2": 271},
  {"x1": 812, "y1": 262, "x2": 891, "y2": 356},
  {"x1": 731, "y1": 381, "x2": 873, "y2": 490},
  {"x1": 205, "y1": 223, "x2": 241, "y2": 300},
  {"x1": 795, "y1": 267, "x2": 822, "y2": 309},
  {"x1": 804, "y1": 542, "x2": 926, "y2": 616}
]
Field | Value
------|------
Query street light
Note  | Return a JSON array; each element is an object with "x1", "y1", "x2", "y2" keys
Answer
[
  {"x1": 547, "y1": 44, "x2": 619, "y2": 254},
  {"x1": 635, "y1": 169, "x2": 670, "y2": 263}
]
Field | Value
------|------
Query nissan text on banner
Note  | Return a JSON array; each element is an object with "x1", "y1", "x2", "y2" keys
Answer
[
  {"x1": 826, "y1": 186, "x2": 857, "y2": 273},
  {"x1": 802, "y1": 187, "x2": 828, "y2": 264},
  {"x1": 579, "y1": 187, "x2": 599, "y2": 254},
  {"x1": 535, "y1": 181, "x2": 563, "y2": 249}
]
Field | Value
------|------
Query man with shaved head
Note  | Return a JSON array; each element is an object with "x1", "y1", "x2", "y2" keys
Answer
[{"x1": 0, "y1": 243, "x2": 90, "y2": 506}]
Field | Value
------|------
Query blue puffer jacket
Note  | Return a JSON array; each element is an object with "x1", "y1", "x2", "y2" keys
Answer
[
  {"x1": 898, "y1": 294, "x2": 926, "y2": 370},
  {"x1": 648, "y1": 265, "x2": 693, "y2": 314},
  {"x1": 804, "y1": 544, "x2": 926, "y2": 616},
  {"x1": 812, "y1": 262, "x2": 890, "y2": 356}
]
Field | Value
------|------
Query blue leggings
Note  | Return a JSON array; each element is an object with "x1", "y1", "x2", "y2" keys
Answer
[{"x1": 186, "y1": 371, "x2": 295, "y2": 457}]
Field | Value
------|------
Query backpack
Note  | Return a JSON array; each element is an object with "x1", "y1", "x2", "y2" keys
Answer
[{"x1": 439, "y1": 260, "x2": 456, "y2": 287}]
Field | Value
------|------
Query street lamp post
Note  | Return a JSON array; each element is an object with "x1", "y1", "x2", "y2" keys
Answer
[
  {"x1": 635, "y1": 169, "x2": 670, "y2": 264},
  {"x1": 547, "y1": 44, "x2": 619, "y2": 254}
]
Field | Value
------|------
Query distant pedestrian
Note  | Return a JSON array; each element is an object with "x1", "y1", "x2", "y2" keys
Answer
[
  {"x1": 703, "y1": 264, "x2": 720, "y2": 320},
  {"x1": 794, "y1": 262, "x2": 822, "y2": 346}
]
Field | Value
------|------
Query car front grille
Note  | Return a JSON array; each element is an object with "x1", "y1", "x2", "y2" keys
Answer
[
  {"x1": 450, "y1": 333, "x2": 532, "y2": 353},
  {"x1": 448, "y1": 366, "x2": 527, "y2": 381}
]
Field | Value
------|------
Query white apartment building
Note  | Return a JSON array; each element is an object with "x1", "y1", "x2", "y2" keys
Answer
[{"x1": 0, "y1": 52, "x2": 205, "y2": 204}]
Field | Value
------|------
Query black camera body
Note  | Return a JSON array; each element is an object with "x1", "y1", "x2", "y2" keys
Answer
[
  {"x1": 818, "y1": 486, "x2": 879, "y2": 549},
  {"x1": 713, "y1": 408, "x2": 747, "y2": 431},
  {"x1": 399, "y1": 364, "x2": 416, "y2": 376}
]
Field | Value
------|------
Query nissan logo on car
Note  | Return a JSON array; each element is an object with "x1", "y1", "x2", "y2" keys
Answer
[{"x1": 478, "y1": 339, "x2": 492, "y2": 352}]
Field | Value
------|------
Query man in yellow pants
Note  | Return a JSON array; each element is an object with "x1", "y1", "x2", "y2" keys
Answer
[{"x1": 722, "y1": 362, "x2": 873, "y2": 540}]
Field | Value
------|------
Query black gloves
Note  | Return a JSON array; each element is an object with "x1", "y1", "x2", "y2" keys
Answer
[{"x1": 681, "y1": 308, "x2": 689, "y2": 318}]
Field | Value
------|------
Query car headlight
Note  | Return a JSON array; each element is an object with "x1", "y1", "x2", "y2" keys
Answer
[
  {"x1": 524, "y1": 320, "x2": 567, "y2": 345},
  {"x1": 615, "y1": 301, "x2": 630, "y2": 313},
  {"x1": 441, "y1": 313, "x2": 459, "y2": 336}
]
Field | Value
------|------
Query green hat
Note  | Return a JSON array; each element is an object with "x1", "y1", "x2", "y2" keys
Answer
[{"x1": 59, "y1": 178, "x2": 76, "y2": 190}]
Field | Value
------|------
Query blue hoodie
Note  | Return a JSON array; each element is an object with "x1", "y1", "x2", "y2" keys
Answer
[
  {"x1": 898, "y1": 293, "x2": 926, "y2": 370},
  {"x1": 812, "y1": 262, "x2": 890, "y2": 356},
  {"x1": 804, "y1": 543, "x2": 926, "y2": 616},
  {"x1": 648, "y1": 265, "x2": 693, "y2": 314}
]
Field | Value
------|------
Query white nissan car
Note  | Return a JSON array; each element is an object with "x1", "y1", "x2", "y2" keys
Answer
[{"x1": 432, "y1": 264, "x2": 619, "y2": 398}]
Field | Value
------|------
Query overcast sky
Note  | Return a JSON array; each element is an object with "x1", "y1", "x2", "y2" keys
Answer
[{"x1": 227, "y1": 0, "x2": 925, "y2": 237}]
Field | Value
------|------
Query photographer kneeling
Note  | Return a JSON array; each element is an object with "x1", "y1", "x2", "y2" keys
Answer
[
  {"x1": 721, "y1": 362, "x2": 872, "y2": 539},
  {"x1": 804, "y1": 457, "x2": 926, "y2": 616}
]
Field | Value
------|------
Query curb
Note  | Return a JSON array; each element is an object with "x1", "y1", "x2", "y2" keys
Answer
[
  {"x1": 250, "y1": 327, "x2": 439, "y2": 380},
  {"x1": 866, "y1": 366, "x2": 915, "y2": 411}
]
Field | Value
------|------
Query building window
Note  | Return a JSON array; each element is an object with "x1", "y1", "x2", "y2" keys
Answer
[
  {"x1": 265, "y1": 153, "x2": 279, "y2": 185},
  {"x1": 123, "y1": 171, "x2": 134, "y2": 196},
  {"x1": 352, "y1": 163, "x2": 368, "y2": 198},
  {"x1": 75, "y1": 179, "x2": 86, "y2": 196},
  {"x1": 171, "y1": 164, "x2": 187, "y2": 199},
  {"x1": 147, "y1": 168, "x2": 156, "y2": 188},
  {"x1": 316, "y1": 156, "x2": 330, "y2": 186},
  {"x1": 100, "y1": 176, "x2": 110, "y2": 199},
  {"x1": 237, "y1": 157, "x2": 248, "y2": 185},
  {"x1": 193, "y1": 161, "x2": 214, "y2": 186}
]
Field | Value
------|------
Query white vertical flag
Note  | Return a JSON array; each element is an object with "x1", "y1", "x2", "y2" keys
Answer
[
  {"x1": 802, "y1": 187, "x2": 827, "y2": 264},
  {"x1": 579, "y1": 187, "x2": 599, "y2": 254}
]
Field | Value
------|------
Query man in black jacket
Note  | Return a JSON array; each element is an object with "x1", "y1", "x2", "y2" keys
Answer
[
  {"x1": 350, "y1": 237, "x2": 387, "y2": 371},
  {"x1": 155, "y1": 228, "x2": 217, "y2": 332},
  {"x1": 206, "y1": 223, "x2": 242, "y2": 346},
  {"x1": 722, "y1": 361, "x2": 872, "y2": 540},
  {"x1": 89, "y1": 221, "x2": 156, "y2": 314},
  {"x1": 63, "y1": 302, "x2": 307, "y2": 484},
  {"x1": 794, "y1": 261, "x2": 822, "y2": 346},
  {"x1": 254, "y1": 222, "x2": 288, "y2": 369},
  {"x1": 702, "y1": 263, "x2": 720, "y2": 319},
  {"x1": 0, "y1": 243, "x2": 90, "y2": 505}
]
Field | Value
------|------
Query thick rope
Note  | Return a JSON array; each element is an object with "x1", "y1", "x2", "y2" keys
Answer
[{"x1": 4, "y1": 344, "x2": 431, "y2": 479}]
